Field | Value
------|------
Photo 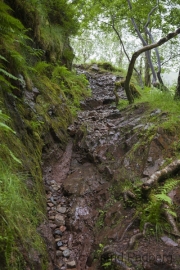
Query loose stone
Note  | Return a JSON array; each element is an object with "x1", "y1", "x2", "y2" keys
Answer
[
  {"x1": 60, "y1": 226, "x2": 66, "y2": 232},
  {"x1": 56, "y1": 241, "x2": 63, "y2": 248},
  {"x1": 66, "y1": 260, "x2": 76, "y2": 268},
  {"x1": 63, "y1": 249, "x2": 70, "y2": 257},
  {"x1": 54, "y1": 229, "x2": 63, "y2": 236},
  {"x1": 57, "y1": 206, "x2": 67, "y2": 214},
  {"x1": 55, "y1": 214, "x2": 65, "y2": 226},
  {"x1": 56, "y1": 250, "x2": 63, "y2": 257}
]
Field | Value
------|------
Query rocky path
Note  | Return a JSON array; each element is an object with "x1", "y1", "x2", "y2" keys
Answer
[
  {"x1": 43, "y1": 65, "x2": 180, "y2": 270},
  {"x1": 43, "y1": 65, "x2": 125, "y2": 270}
]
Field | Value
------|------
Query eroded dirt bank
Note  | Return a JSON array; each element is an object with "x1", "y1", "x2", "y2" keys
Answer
[{"x1": 43, "y1": 65, "x2": 180, "y2": 270}]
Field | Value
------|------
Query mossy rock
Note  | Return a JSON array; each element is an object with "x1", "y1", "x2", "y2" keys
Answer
[{"x1": 115, "y1": 79, "x2": 141, "y2": 98}]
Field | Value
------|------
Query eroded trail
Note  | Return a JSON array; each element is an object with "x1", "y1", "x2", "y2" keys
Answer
[{"x1": 43, "y1": 65, "x2": 180, "y2": 270}]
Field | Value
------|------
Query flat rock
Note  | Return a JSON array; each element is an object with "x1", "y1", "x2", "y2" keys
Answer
[
  {"x1": 63, "y1": 249, "x2": 70, "y2": 257},
  {"x1": 55, "y1": 214, "x2": 65, "y2": 226},
  {"x1": 57, "y1": 206, "x2": 67, "y2": 214},
  {"x1": 161, "y1": 236, "x2": 178, "y2": 246},
  {"x1": 66, "y1": 260, "x2": 76, "y2": 268}
]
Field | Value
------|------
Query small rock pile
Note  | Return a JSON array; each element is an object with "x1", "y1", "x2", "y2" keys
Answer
[{"x1": 46, "y1": 179, "x2": 76, "y2": 269}]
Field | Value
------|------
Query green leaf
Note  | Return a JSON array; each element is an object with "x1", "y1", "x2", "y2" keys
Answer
[
  {"x1": 0, "y1": 68, "x2": 18, "y2": 80},
  {"x1": 0, "y1": 122, "x2": 15, "y2": 133},
  {"x1": 155, "y1": 194, "x2": 172, "y2": 204}
]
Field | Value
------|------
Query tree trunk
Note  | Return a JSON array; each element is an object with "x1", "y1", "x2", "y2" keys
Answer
[
  {"x1": 126, "y1": 0, "x2": 157, "y2": 85},
  {"x1": 174, "y1": 69, "x2": 180, "y2": 100},
  {"x1": 124, "y1": 28, "x2": 180, "y2": 103},
  {"x1": 144, "y1": 54, "x2": 151, "y2": 87},
  {"x1": 110, "y1": 15, "x2": 143, "y2": 87}
]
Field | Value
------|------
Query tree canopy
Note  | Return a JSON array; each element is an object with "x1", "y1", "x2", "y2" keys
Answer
[{"x1": 72, "y1": 0, "x2": 180, "y2": 102}]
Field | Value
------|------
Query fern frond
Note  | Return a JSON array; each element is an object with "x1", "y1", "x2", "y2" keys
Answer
[
  {"x1": 0, "y1": 68, "x2": 18, "y2": 80},
  {"x1": 158, "y1": 179, "x2": 180, "y2": 194},
  {"x1": 0, "y1": 75, "x2": 14, "y2": 88},
  {"x1": 0, "y1": 123, "x2": 15, "y2": 133},
  {"x1": 34, "y1": 61, "x2": 51, "y2": 74},
  {"x1": 0, "y1": 110, "x2": 10, "y2": 121},
  {"x1": 166, "y1": 208, "x2": 177, "y2": 218},
  {"x1": 0, "y1": 55, "x2": 8, "y2": 62},
  {"x1": 155, "y1": 194, "x2": 172, "y2": 204}
]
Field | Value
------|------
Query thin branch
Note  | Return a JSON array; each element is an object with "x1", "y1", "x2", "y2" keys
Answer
[
  {"x1": 144, "y1": 1, "x2": 159, "y2": 29},
  {"x1": 161, "y1": 53, "x2": 180, "y2": 66},
  {"x1": 144, "y1": 1, "x2": 167, "y2": 88},
  {"x1": 126, "y1": 0, "x2": 157, "y2": 84},
  {"x1": 110, "y1": 14, "x2": 143, "y2": 86}
]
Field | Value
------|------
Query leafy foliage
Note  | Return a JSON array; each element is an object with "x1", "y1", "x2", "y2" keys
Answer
[
  {"x1": 0, "y1": 111, "x2": 45, "y2": 269},
  {"x1": 140, "y1": 179, "x2": 179, "y2": 234},
  {"x1": 52, "y1": 65, "x2": 91, "y2": 115}
]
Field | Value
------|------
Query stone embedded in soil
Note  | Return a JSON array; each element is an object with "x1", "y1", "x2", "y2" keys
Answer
[
  {"x1": 49, "y1": 215, "x2": 55, "y2": 220},
  {"x1": 57, "y1": 206, "x2": 67, "y2": 213},
  {"x1": 47, "y1": 203, "x2": 54, "y2": 207},
  {"x1": 63, "y1": 249, "x2": 70, "y2": 257},
  {"x1": 55, "y1": 238, "x2": 61, "y2": 242},
  {"x1": 56, "y1": 250, "x2": 63, "y2": 257},
  {"x1": 49, "y1": 223, "x2": 57, "y2": 229},
  {"x1": 66, "y1": 260, "x2": 76, "y2": 268},
  {"x1": 56, "y1": 241, "x2": 63, "y2": 248},
  {"x1": 161, "y1": 236, "x2": 178, "y2": 247},
  {"x1": 60, "y1": 246, "x2": 68, "y2": 251},
  {"x1": 60, "y1": 226, "x2": 66, "y2": 232},
  {"x1": 55, "y1": 214, "x2": 65, "y2": 226},
  {"x1": 54, "y1": 229, "x2": 63, "y2": 236}
]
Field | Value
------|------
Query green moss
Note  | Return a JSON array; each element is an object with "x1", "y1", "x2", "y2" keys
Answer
[{"x1": 115, "y1": 79, "x2": 141, "y2": 98}]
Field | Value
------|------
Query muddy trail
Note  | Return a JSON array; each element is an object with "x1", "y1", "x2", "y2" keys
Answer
[{"x1": 42, "y1": 65, "x2": 180, "y2": 270}]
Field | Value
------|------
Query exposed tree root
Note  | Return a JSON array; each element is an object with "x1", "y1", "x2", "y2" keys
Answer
[
  {"x1": 128, "y1": 222, "x2": 152, "y2": 250},
  {"x1": 112, "y1": 258, "x2": 133, "y2": 270},
  {"x1": 129, "y1": 232, "x2": 143, "y2": 250},
  {"x1": 123, "y1": 190, "x2": 136, "y2": 202},
  {"x1": 163, "y1": 203, "x2": 180, "y2": 236},
  {"x1": 142, "y1": 159, "x2": 180, "y2": 188},
  {"x1": 120, "y1": 217, "x2": 137, "y2": 241}
]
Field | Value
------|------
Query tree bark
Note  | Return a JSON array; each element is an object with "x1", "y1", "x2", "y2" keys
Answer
[
  {"x1": 124, "y1": 27, "x2": 180, "y2": 103},
  {"x1": 144, "y1": 54, "x2": 151, "y2": 87},
  {"x1": 174, "y1": 69, "x2": 180, "y2": 100},
  {"x1": 126, "y1": 0, "x2": 157, "y2": 85},
  {"x1": 110, "y1": 15, "x2": 143, "y2": 87}
]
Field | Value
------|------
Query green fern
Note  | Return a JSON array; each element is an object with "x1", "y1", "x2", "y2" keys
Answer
[
  {"x1": 0, "y1": 68, "x2": 19, "y2": 81},
  {"x1": 34, "y1": 61, "x2": 51, "y2": 75},
  {"x1": 155, "y1": 194, "x2": 172, "y2": 204},
  {"x1": 0, "y1": 55, "x2": 8, "y2": 62},
  {"x1": 140, "y1": 178, "x2": 180, "y2": 234},
  {"x1": 157, "y1": 179, "x2": 180, "y2": 194},
  {"x1": 0, "y1": 123, "x2": 15, "y2": 133}
]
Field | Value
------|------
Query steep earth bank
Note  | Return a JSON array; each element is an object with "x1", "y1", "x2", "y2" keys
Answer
[{"x1": 43, "y1": 65, "x2": 180, "y2": 270}]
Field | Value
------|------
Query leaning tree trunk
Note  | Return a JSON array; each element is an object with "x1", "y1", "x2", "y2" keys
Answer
[
  {"x1": 124, "y1": 28, "x2": 180, "y2": 103},
  {"x1": 174, "y1": 69, "x2": 180, "y2": 100},
  {"x1": 126, "y1": 0, "x2": 158, "y2": 86}
]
